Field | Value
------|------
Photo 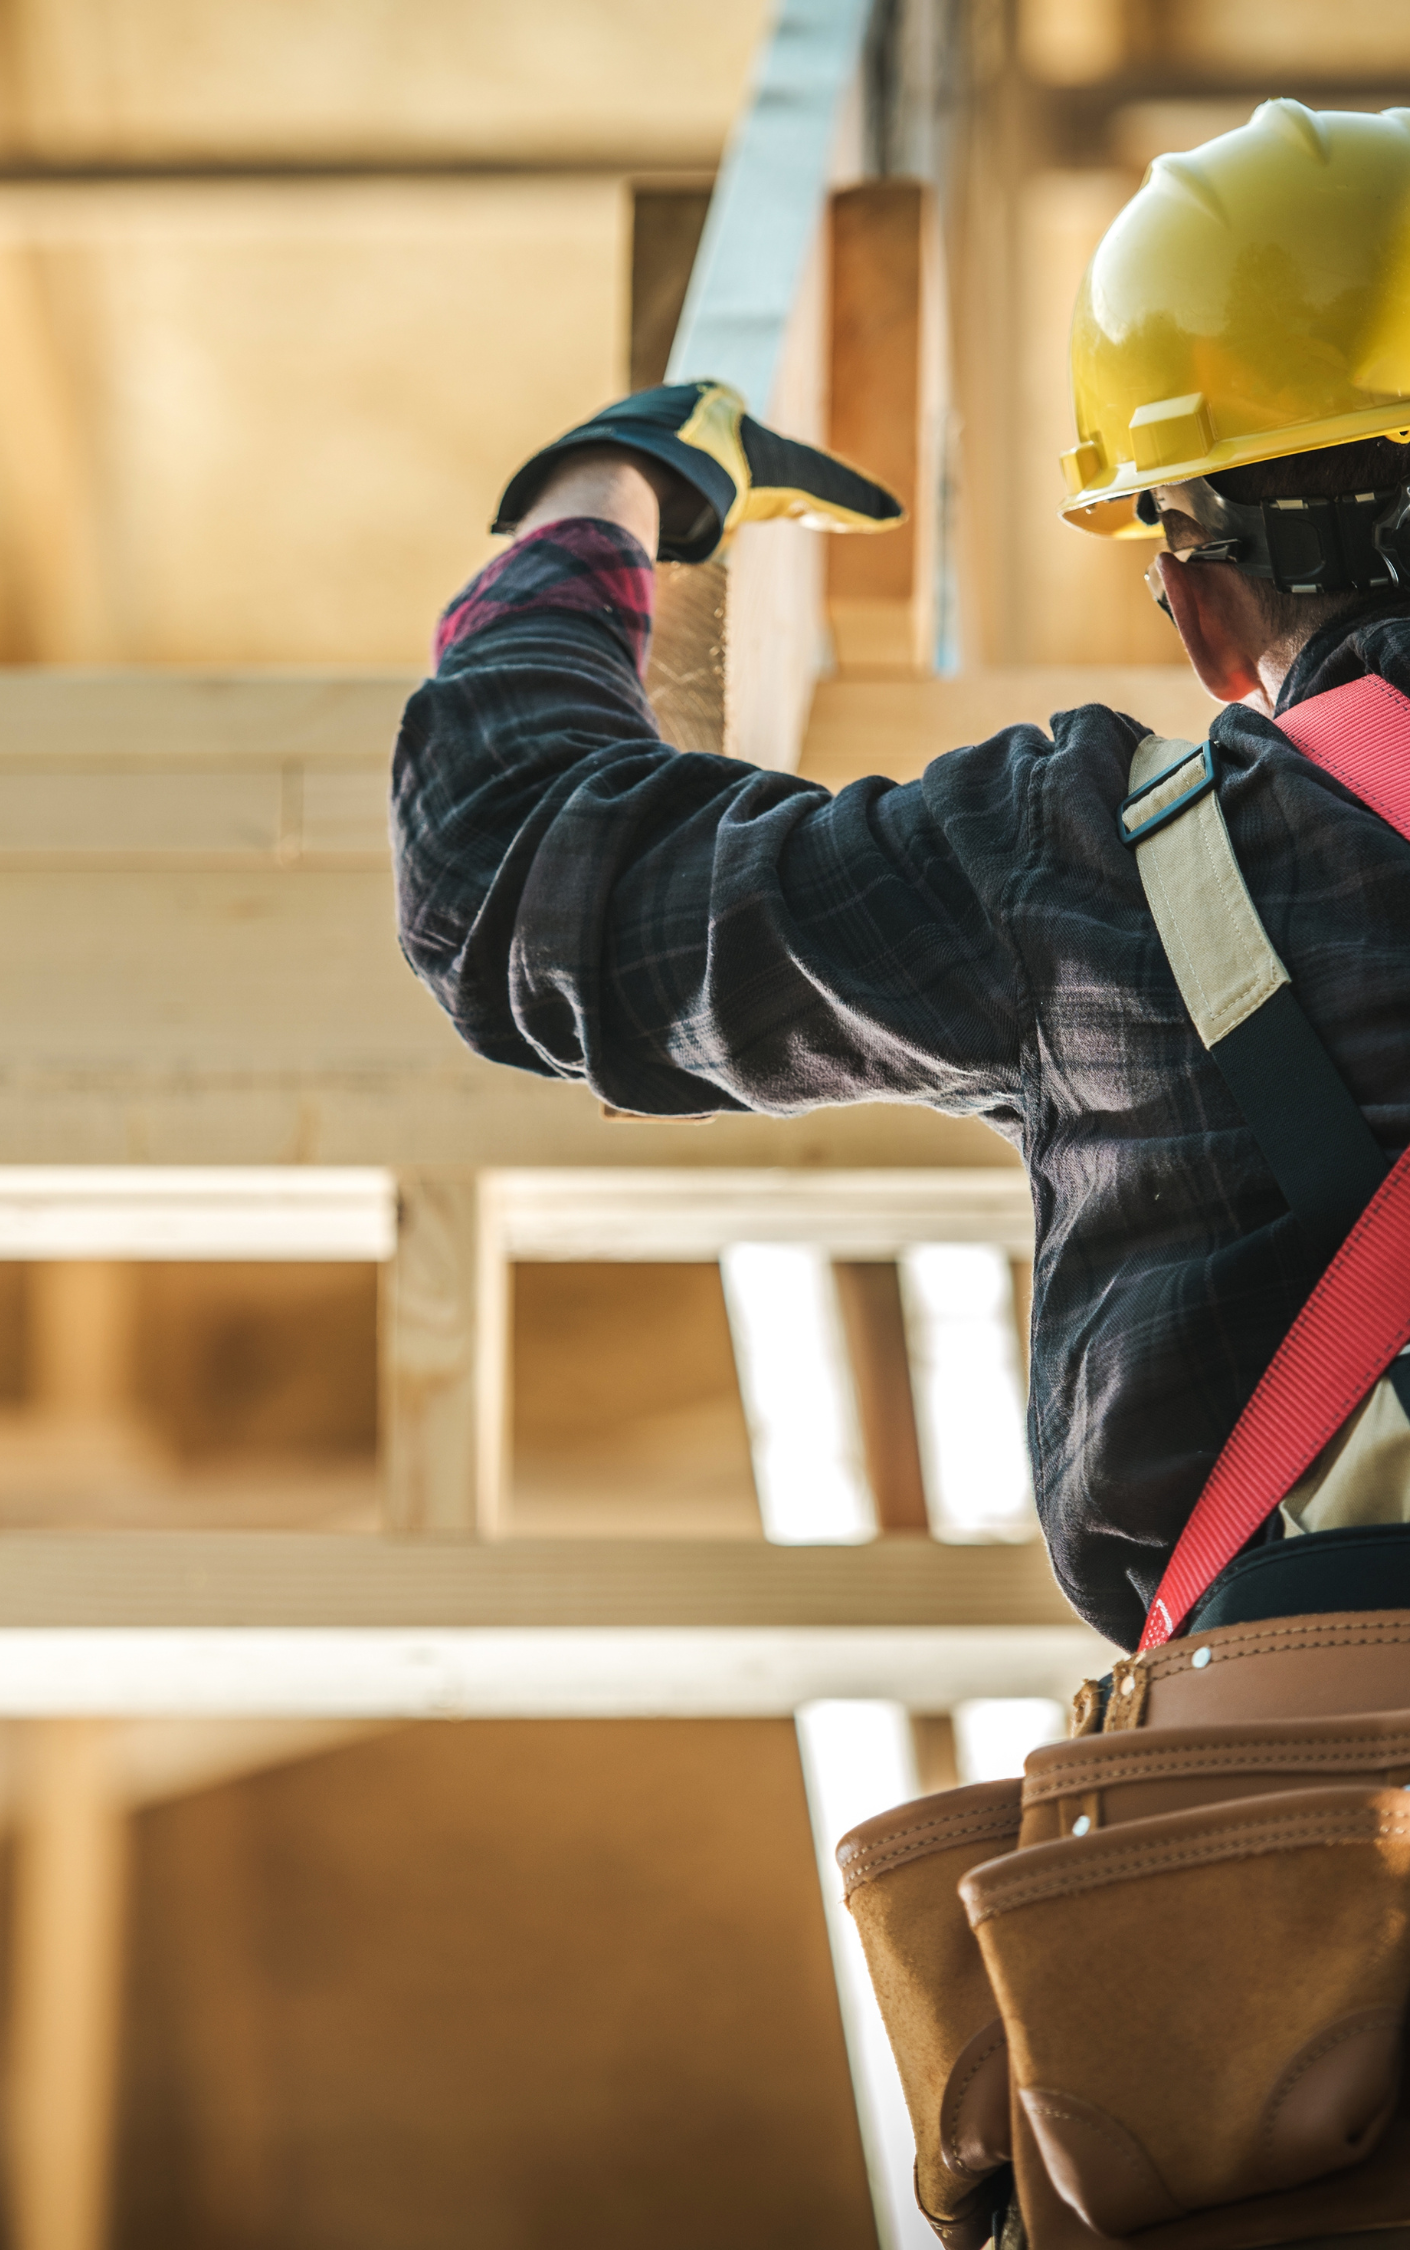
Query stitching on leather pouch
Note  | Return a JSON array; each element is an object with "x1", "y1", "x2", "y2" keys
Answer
[
  {"x1": 967, "y1": 1808, "x2": 1410, "y2": 1921},
  {"x1": 942, "y1": 2027, "x2": 1007, "y2": 2176},
  {"x1": 1260, "y1": 2010, "x2": 1400, "y2": 2154},
  {"x1": 1023, "y1": 2095, "x2": 1182, "y2": 2196},
  {"x1": 839, "y1": 1811, "x2": 1021, "y2": 1884},
  {"x1": 1025, "y1": 1733, "x2": 1410, "y2": 1797}
]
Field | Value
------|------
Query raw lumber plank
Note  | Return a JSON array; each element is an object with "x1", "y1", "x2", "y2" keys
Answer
[
  {"x1": 827, "y1": 180, "x2": 941, "y2": 672},
  {"x1": 0, "y1": 669, "x2": 417, "y2": 765},
  {"x1": 0, "y1": 1530, "x2": 1079, "y2": 1629},
  {"x1": 0, "y1": 666, "x2": 1056, "y2": 1168},
  {"x1": 1017, "y1": 171, "x2": 1172, "y2": 665},
  {"x1": 8, "y1": 1720, "x2": 127, "y2": 2250},
  {"x1": 801, "y1": 665, "x2": 1221, "y2": 788},
  {"x1": 489, "y1": 1166, "x2": 1035, "y2": 1258},
  {"x1": 383, "y1": 1175, "x2": 501, "y2": 1536},
  {"x1": 0, "y1": 1624, "x2": 1108, "y2": 1718},
  {"x1": 0, "y1": 1065, "x2": 1017, "y2": 1171},
  {"x1": 833, "y1": 1261, "x2": 930, "y2": 1532}
]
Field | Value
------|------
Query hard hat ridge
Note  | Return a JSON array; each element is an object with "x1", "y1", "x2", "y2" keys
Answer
[{"x1": 1062, "y1": 101, "x2": 1410, "y2": 540}]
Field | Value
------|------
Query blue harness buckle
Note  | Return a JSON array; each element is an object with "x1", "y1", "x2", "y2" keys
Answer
[{"x1": 1118, "y1": 740, "x2": 1217, "y2": 849}]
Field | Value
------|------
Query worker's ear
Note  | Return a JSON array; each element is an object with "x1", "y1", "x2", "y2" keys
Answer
[{"x1": 1155, "y1": 551, "x2": 1270, "y2": 710}]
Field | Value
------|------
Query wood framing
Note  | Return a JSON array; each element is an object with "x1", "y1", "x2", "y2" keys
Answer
[
  {"x1": 0, "y1": 1531, "x2": 1081, "y2": 1628},
  {"x1": 486, "y1": 1166, "x2": 1034, "y2": 1258},
  {"x1": 407, "y1": 1165, "x2": 1033, "y2": 1532},
  {"x1": 0, "y1": 1621, "x2": 1106, "y2": 1721},
  {"x1": 833, "y1": 1262, "x2": 930, "y2": 1534},
  {"x1": 827, "y1": 180, "x2": 942, "y2": 673},
  {"x1": 8, "y1": 1721, "x2": 127, "y2": 2250},
  {"x1": 665, "y1": 0, "x2": 871, "y2": 773},
  {"x1": 383, "y1": 1174, "x2": 498, "y2": 1537},
  {"x1": 0, "y1": 668, "x2": 1030, "y2": 1169},
  {"x1": 801, "y1": 664, "x2": 1221, "y2": 787}
]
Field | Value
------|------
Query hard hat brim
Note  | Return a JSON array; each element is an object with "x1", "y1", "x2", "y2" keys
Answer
[{"x1": 1061, "y1": 405, "x2": 1410, "y2": 537}]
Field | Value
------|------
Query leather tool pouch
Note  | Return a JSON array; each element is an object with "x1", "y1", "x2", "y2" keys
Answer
[
  {"x1": 838, "y1": 1778, "x2": 1021, "y2": 2247},
  {"x1": 837, "y1": 1602, "x2": 1410, "y2": 2250},
  {"x1": 964, "y1": 1783, "x2": 1410, "y2": 2239}
]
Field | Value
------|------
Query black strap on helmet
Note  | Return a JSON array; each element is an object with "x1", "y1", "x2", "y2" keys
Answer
[{"x1": 1136, "y1": 477, "x2": 1410, "y2": 594}]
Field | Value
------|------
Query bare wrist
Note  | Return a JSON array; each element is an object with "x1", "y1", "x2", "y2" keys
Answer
[{"x1": 513, "y1": 446, "x2": 669, "y2": 556}]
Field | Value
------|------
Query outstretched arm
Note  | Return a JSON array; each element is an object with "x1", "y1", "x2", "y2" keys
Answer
[{"x1": 391, "y1": 388, "x2": 1036, "y2": 1124}]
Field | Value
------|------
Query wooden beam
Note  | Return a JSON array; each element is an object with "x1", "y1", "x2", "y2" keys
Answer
[
  {"x1": 801, "y1": 665, "x2": 1222, "y2": 789},
  {"x1": 0, "y1": 1533, "x2": 1110, "y2": 1716},
  {"x1": 0, "y1": 665, "x2": 1192, "y2": 1167},
  {"x1": 644, "y1": 560, "x2": 726, "y2": 756},
  {"x1": 0, "y1": 0, "x2": 774, "y2": 170},
  {"x1": 667, "y1": 0, "x2": 870, "y2": 413},
  {"x1": 0, "y1": 1530, "x2": 1080, "y2": 1629},
  {"x1": 0, "y1": 247, "x2": 113, "y2": 663},
  {"x1": 383, "y1": 1174, "x2": 503, "y2": 1536},
  {"x1": 0, "y1": 1620, "x2": 1106, "y2": 1720},
  {"x1": 833, "y1": 1262, "x2": 930, "y2": 1533},
  {"x1": 827, "y1": 180, "x2": 941, "y2": 673},
  {"x1": 0, "y1": 666, "x2": 417, "y2": 769},
  {"x1": 664, "y1": 0, "x2": 870, "y2": 774},
  {"x1": 0, "y1": 177, "x2": 632, "y2": 666},
  {"x1": 487, "y1": 1166, "x2": 1034, "y2": 1259},
  {"x1": 1017, "y1": 171, "x2": 1172, "y2": 665},
  {"x1": 0, "y1": 1166, "x2": 394, "y2": 1259},
  {"x1": 7, "y1": 1720, "x2": 126, "y2": 2250},
  {"x1": 0, "y1": 666, "x2": 1026, "y2": 1167}
]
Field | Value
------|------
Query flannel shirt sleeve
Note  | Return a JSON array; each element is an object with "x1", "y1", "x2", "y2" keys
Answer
[{"x1": 391, "y1": 518, "x2": 1035, "y2": 1122}]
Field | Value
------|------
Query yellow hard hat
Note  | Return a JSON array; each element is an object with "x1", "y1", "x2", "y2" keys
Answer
[{"x1": 1061, "y1": 100, "x2": 1410, "y2": 538}]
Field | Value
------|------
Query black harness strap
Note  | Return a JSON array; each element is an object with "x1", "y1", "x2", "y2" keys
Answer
[{"x1": 1210, "y1": 981, "x2": 1387, "y2": 1263}]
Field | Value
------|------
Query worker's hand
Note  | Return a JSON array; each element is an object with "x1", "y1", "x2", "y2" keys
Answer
[{"x1": 492, "y1": 380, "x2": 905, "y2": 564}]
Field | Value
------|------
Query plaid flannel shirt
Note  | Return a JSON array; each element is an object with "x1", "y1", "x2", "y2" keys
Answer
[{"x1": 392, "y1": 520, "x2": 1410, "y2": 1651}]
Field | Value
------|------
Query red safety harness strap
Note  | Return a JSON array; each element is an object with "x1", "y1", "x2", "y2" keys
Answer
[
  {"x1": 1139, "y1": 674, "x2": 1410, "y2": 1651},
  {"x1": 1274, "y1": 670, "x2": 1410, "y2": 839},
  {"x1": 1140, "y1": 1146, "x2": 1410, "y2": 1648}
]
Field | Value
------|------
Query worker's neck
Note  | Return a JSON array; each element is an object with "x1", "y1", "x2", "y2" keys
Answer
[
  {"x1": 1159, "y1": 552, "x2": 1320, "y2": 718},
  {"x1": 1240, "y1": 633, "x2": 1302, "y2": 720}
]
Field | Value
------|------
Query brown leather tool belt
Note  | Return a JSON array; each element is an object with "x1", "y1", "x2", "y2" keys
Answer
[{"x1": 839, "y1": 1590, "x2": 1410, "y2": 2250}]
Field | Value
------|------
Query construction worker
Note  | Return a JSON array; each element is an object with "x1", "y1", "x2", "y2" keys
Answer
[{"x1": 391, "y1": 99, "x2": 1410, "y2": 1659}]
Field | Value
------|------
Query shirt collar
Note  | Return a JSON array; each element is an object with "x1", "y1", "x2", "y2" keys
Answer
[{"x1": 1277, "y1": 598, "x2": 1410, "y2": 715}]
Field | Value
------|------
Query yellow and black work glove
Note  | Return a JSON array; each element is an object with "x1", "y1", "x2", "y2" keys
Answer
[{"x1": 492, "y1": 379, "x2": 904, "y2": 564}]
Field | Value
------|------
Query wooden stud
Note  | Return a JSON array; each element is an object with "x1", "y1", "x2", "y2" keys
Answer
[
  {"x1": 0, "y1": 247, "x2": 113, "y2": 662},
  {"x1": 832, "y1": 1262, "x2": 929, "y2": 1533},
  {"x1": 909, "y1": 1712, "x2": 960, "y2": 1793},
  {"x1": 7, "y1": 1720, "x2": 127, "y2": 2250},
  {"x1": 1017, "y1": 170, "x2": 1171, "y2": 665},
  {"x1": 644, "y1": 560, "x2": 726, "y2": 757},
  {"x1": 827, "y1": 180, "x2": 941, "y2": 673},
  {"x1": 382, "y1": 1174, "x2": 505, "y2": 1537}
]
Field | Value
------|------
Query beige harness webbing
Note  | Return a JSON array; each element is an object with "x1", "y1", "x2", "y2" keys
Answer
[{"x1": 1122, "y1": 734, "x2": 1288, "y2": 1046}]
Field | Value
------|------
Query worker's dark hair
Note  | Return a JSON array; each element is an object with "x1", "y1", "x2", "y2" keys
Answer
[{"x1": 1207, "y1": 435, "x2": 1410, "y2": 641}]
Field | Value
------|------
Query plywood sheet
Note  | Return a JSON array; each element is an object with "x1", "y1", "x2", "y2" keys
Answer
[
  {"x1": 112, "y1": 1720, "x2": 875, "y2": 2250},
  {"x1": 1167, "y1": 0, "x2": 1410, "y2": 75},
  {"x1": 0, "y1": 0, "x2": 771, "y2": 167},
  {"x1": 0, "y1": 179, "x2": 628, "y2": 663}
]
